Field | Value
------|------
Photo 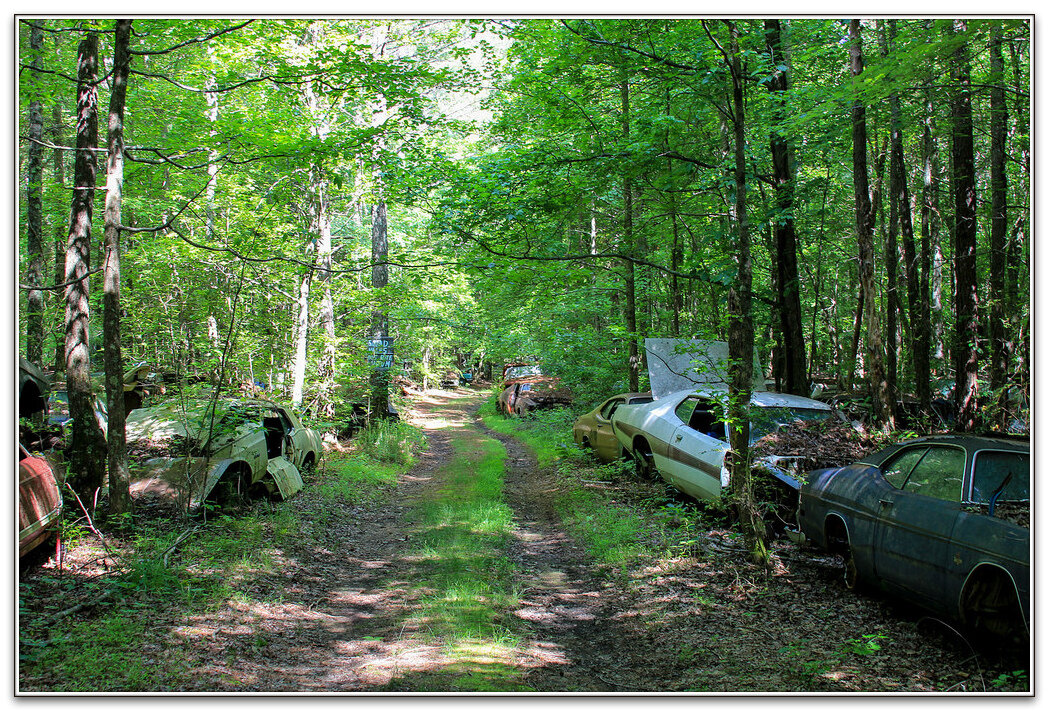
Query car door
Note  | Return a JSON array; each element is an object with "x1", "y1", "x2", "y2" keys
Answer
[
  {"x1": 274, "y1": 406, "x2": 309, "y2": 469},
  {"x1": 666, "y1": 396, "x2": 727, "y2": 501},
  {"x1": 872, "y1": 444, "x2": 966, "y2": 610},
  {"x1": 592, "y1": 397, "x2": 625, "y2": 462}
]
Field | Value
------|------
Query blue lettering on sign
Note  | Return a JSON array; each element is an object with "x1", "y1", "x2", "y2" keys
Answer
[{"x1": 366, "y1": 338, "x2": 395, "y2": 370}]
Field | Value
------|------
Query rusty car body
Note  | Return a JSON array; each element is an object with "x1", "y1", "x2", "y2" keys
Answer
[
  {"x1": 497, "y1": 362, "x2": 572, "y2": 416},
  {"x1": 798, "y1": 435, "x2": 1029, "y2": 639},
  {"x1": 498, "y1": 376, "x2": 573, "y2": 416},
  {"x1": 126, "y1": 398, "x2": 322, "y2": 511},
  {"x1": 18, "y1": 358, "x2": 62, "y2": 558},
  {"x1": 573, "y1": 392, "x2": 653, "y2": 462},
  {"x1": 19, "y1": 444, "x2": 63, "y2": 558},
  {"x1": 611, "y1": 385, "x2": 832, "y2": 501}
]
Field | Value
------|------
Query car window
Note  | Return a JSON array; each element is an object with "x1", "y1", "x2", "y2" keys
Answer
[
  {"x1": 686, "y1": 399, "x2": 727, "y2": 441},
  {"x1": 969, "y1": 450, "x2": 1029, "y2": 504},
  {"x1": 628, "y1": 396, "x2": 653, "y2": 406},
  {"x1": 674, "y1": 398, "x2": 697, "y2": 424},
  {"x1": 600, "y1": 399, "x2": 622, "y2": 420},
  {"x1": 881, "y1": 447, "x2": 928, "y2": 489},
  {"x1": 901, "y1": 446, "x2": 966, "y2": 501},
  {"x1": 748, "y1": 407, "x2": 830, "y2": 442}
]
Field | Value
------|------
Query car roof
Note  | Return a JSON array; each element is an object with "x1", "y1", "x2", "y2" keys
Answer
[{"x1": 860, "y1": 434, "x2": 1030, "y2": 466}]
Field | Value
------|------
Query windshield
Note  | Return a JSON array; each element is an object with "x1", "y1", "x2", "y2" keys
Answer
[
  {"x1": 748, "y1": 407, "x2": 830, "y2": 443},
  {"x1": 504, "y1": 365, "x2": 541, "y2": 380}
]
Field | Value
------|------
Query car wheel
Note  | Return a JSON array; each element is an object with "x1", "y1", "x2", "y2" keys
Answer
[
  {"x1": 206, "y1": 467, "x2": 251, "y2": 510},
  {"x1": 961, "y1": 569, "x2": 1026, "y2": 641},
  {"x1": 633, "y1": 443, "x2": 656, "y2": 480},
  {"x1": 841, "y1": 544, "x2": 862, "y2": 591}
]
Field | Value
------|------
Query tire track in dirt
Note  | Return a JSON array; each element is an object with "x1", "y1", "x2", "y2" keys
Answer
[{"x1": 477, "y1": 416, "x2": 671, "y2": 692}]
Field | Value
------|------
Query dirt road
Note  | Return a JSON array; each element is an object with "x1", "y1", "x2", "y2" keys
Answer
[
  {"x1": 20, "y1": 388, "x2": 1029, "y2": 693},
  {"x1": 222, "y1": 388, "x2": 1026, "y2": 692}
]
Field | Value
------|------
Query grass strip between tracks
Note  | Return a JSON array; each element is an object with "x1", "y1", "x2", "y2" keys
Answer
[
  {"x1": 394, "y1": 421, "x2": 533, "y2": 691},
  {"x1": 479, "y1": 395, "x2": 650, "y2": 569}
]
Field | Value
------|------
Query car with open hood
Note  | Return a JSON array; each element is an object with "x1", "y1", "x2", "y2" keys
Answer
[
  {"x1": 613, "y1": 385, "x2": 831, "y2": 501},
  {"x1": 798, "y1": 435, "x2": 1029, "y2": 640},
  {"x1": 126, "y1": 398, "x2": 322, "y2": 511},
  {"x1": 610, "y1": 339, "x2": 832, "y2": 501}
]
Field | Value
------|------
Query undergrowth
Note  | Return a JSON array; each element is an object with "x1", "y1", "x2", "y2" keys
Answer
[
  {"x1": 17, "y1": 421, "x2": 432, "y2": 693},
  {"x1": 479, "y1": 393, "x2": 736, "y2": 571}
]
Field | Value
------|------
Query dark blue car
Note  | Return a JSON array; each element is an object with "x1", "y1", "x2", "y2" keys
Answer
[{"x1": 799, "y1": 435, "x2": 1029, "y2": 640}]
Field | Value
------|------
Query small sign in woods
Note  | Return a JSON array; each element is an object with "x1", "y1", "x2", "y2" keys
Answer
[{"x1": 367, "y1": 337, "x2": 395, "y2": 370}]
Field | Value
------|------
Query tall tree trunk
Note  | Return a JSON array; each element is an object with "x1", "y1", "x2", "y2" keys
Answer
[
  {"x1": 315, "y1": 170, "x2": 336, "y2": 420},
  {"x1": 52, "y1": 103, "x2": 66, "y2": 373},
  {"x1": 849, "y1": 19, "x2": 893, "y2": 428},
  {"x1": 987, "y1": 25, "x2": 1008, "y2": 429},
  {"x1": 290, "y1": 263, "x2": 312, "y2": 405},
  {"x1": 877, "y1": 24, "x2": 902, "y2": 409},
  {"x1": 920, "y1": 43, "x2": 945, "y2": 378},
  {"x1": 724, "y1": 21, "x2": 766, "y2": 562},
  {"x1": 664, "y1": 89, "x2": 683, "y2": 337},
  {"x1": 368, "y1": 25, "x2": 391, "y2": 417},
  {"x1": 881, "y1": 24, "x2": 930, "y2": 416},
  {"x1": 763, "y1": 19, "x2": 808, "y2": 396},
  {"x1": 64, "y1": 32, "x2": 107, "y2": 493},
  {"x1": 104, "y1": 19, "x2": 132, "y2": 516},
  {"x1": 949, "y1": 20, "x2": 979, "y2": 432},
  {"x1": 370, "y1": 198, "x2": 390, "y2": 415},
  {"x1": 621, "y1": 74, "x2": 639, "y2": 392},
  {"x1": 24, "y1": 21, "x2": 46, "y2": 368}
]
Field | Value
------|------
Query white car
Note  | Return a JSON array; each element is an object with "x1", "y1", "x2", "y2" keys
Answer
[
  {"x1": 611, "y1": 386, "x2": 832, "y2": 502},
  {"x1": 126, "y1": 398, "x2": 322, "y2": 511}
]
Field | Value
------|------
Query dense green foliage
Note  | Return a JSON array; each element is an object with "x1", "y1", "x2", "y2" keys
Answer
[{"x1": 19, "y1": 18, "x2": 1031, "y2": 430}]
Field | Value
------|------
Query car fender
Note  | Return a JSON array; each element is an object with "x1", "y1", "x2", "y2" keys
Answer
[
  {"x1": 266, "y1": 457, "x2": 305, "y2": 499},
  {"x1": 199, "y1": 458, "x2": 246, "y2": 502}
]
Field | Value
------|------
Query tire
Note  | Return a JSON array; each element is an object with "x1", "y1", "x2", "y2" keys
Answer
[
  {"x1": 633, "y1": 442, "x2": 656, "y2": 480},
  {"x1": 841, "y1": 543, "x2": 862, "y2": 591},
  {"x1": 826, "y1": 519, "x2": 863, "y2": 591}
]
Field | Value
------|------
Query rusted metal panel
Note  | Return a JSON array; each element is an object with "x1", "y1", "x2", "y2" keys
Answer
[
  {"x1": 266, "y1": 457, "x2": 304, "y2": 499},
  {"x1": 18, "y1": 454, "x2": 62, "y2": 557}
]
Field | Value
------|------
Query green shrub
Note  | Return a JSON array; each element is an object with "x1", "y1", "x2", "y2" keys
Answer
[{"x1": 360, "y1": 419, "x2": 427, "y2": 464}]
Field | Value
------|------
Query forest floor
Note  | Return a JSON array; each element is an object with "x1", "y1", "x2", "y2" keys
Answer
[{"x1": 18, "y1": 388, "x2": 1030, "y2": 694}]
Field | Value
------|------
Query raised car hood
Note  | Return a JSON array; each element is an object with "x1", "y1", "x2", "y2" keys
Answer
[{"x1": 644, "y1": 339, "x2": 765, "y2": 399}]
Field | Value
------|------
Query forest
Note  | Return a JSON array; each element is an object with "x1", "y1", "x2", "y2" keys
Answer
[{"x1": 16, "y1": 17, "x2": 1032, "y2": 694}]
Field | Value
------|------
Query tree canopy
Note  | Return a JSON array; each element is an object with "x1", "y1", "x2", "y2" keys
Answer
[{"x1": 18, "y1": 17, "x2": 1031, "y2": 434}]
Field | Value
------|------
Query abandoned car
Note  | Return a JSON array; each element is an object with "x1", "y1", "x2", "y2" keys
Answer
[
  {"x1": 18, "y1": 357, "x2": 62, "y2": 559},
  {"x1": 498, "y1": 376, "x2": 573, "y2": 417},
  {"x1": 798, "y1": 435, "x2": 1029, "y2": 639},
  {"x1": 572, "y1": 392, "x2": 653, "y2": 462},
  {"x1": 19, "y1": 444, "x2": 63, "y2": 558},
  {"x1": 612, "y1": 385, "x2": 832, "y2": 501},
  {"x1": 500, "y1": 362, "x2": 542, "y2": 387},
  {"x1": 497, "y1": 362, "x2": 573, "y2": 416},
  {"x1": 19, "y1": 356, "x2": 49, "y2": 420},
  {"x1": 125, "y1": 398, "x2": 322, "y2": 510}
]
